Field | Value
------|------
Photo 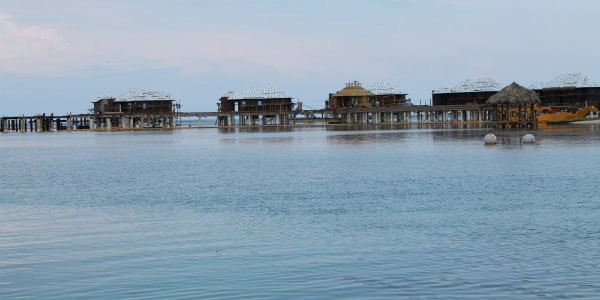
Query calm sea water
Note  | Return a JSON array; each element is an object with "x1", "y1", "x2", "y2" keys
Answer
[{"x1": 1, "y1": 124, "x2": 600, "y2": 299}]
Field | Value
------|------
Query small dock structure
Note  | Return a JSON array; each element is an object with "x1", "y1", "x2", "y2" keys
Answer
[{"x1": 486, "y1": 82, "x2": 540, "y2": 129}]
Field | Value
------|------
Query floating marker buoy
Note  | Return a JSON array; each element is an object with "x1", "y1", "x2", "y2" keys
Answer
[
  {"x1": 522, "y1": 134, "x2": 535, "y2": 143},
  {"x1": 281, "y1": 124, "x2": 285, "y2": 128},
  {"x1": 450, "y1": 121, "x2": 454, "y2": 125},
  {"x1": 484, "y1": 133, "x2": 497, "y2": 145}
]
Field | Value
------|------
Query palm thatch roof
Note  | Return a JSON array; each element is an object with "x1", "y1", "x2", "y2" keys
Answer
[
  {"x1": 333, "y1": 86, "x2": 374, "y2": 97},
  {"x1": 486, "y1": 82, "x2": 541, "y2": 105}
]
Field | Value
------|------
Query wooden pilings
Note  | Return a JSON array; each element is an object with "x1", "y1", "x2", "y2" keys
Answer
[
  {"x1": 1, "y1": 113, "x2": 178, "y2": 132},
  {"x1": 215, "y1": 113, "x2": 292, "y2": 126},
  {"x1": 324, "y1": 105, "x2": 492, "y2": 125},
  {"x1": 2, "y1": 105, "x2": 493, "y2": 133}
]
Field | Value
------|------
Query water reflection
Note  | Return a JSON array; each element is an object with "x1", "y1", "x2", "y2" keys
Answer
[{"x1": 326, "y1": 131, "x2": 411, "y2": 144}]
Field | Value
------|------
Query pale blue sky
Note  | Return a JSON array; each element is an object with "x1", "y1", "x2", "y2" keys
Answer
[{"x1": 1, "y1": 0, "x2": 599, "y2": 115}]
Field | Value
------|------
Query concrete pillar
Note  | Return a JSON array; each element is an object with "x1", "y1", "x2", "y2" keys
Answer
[
  {"x1": 227, "y1": 115, "x2": 235, "y2": 126},
  {"x1": 105, "y1": 118, "x2": 111, "y2": 129},
  {"x1": 248, "y1": 115, "x2": 255, "y2": 126},
  {"x1": 67, "y1": 117, "x2": 72, "y2": 130},
  {"x1": 275, "y1": 114, "x2": 282, "y2": 125},
  {"x1": 90, "y1": 118, "x2": 95, "y2": 129},
  {"x1": 478, "y1": 110, "x2": 483, "y2": 122},
  {"x1": 171, "y1": 117, "x2": 176, "y2": 128}
]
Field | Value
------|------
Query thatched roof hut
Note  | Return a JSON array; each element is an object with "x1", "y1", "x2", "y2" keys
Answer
[
  {"x1": 332, "y1": 85, "x2": 374, "y2": 97},
  {"x1": 486, "y1": 82, "x2": 540, "y2": 128},
  {"x1": 486, "y1": 82, "x2": 541, "y2": 105}
]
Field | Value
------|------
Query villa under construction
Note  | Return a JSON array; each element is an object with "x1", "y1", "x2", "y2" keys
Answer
[
  {"x1": 326, "y1": 81, "x2": 409, "y2": 109},
  {"x1": 433, "y1": 73, "x2": 600, "y2": 107},
  {"x1": 91, "y1": 89, "x2": 178, "y2": 128},
  {"x1": 530, "y1": 73, "x2": 600, "y2": 107},
  {"x1": 217, "y1": 86, "x2": 296, "y2": 126}
]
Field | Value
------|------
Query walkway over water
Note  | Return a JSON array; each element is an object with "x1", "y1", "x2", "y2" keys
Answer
[{"x1": 1, "y1": 104, "x2": 493, "y2": 132}]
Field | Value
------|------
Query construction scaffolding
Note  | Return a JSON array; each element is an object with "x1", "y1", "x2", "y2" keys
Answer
[
  {"x1": 118, "y1": 88, "x2": 174, "y2": 102},
  {"x1": 92, "y1": 88, "x2": 176, "y2": 115},
  {"x1": 530, "y1": 73, "x2": 600, "y2": 89},
  {"x1": 434, "y1": 77, "x2": 502, "y2": 94},
  {"x1": 224, "y1": 86, "x2": 291, "y2": 100},
  {"x1": 363, "y1": 82, "x2": 406, "y2": 96}
]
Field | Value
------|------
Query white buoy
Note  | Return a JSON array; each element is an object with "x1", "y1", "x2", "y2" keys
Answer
[
  {"x1": 522, "y1": 134, "x2": 535, "y2": 143},
  {"x1": 484, "y1": 133, "x2": 497, "y2": 145}
]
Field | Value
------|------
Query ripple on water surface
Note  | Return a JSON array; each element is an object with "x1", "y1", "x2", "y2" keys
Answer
[{"x1": 1, "y1": 125, "x2": 600, "y2": 299}]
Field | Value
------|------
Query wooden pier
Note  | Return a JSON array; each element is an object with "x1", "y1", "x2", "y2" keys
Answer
[
  {"x1": 1, "y1": 104, "x2": 494, "y2": 132},
  {"x1": 0, "y1": 113, "x2": 176, "y2": 132}
]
